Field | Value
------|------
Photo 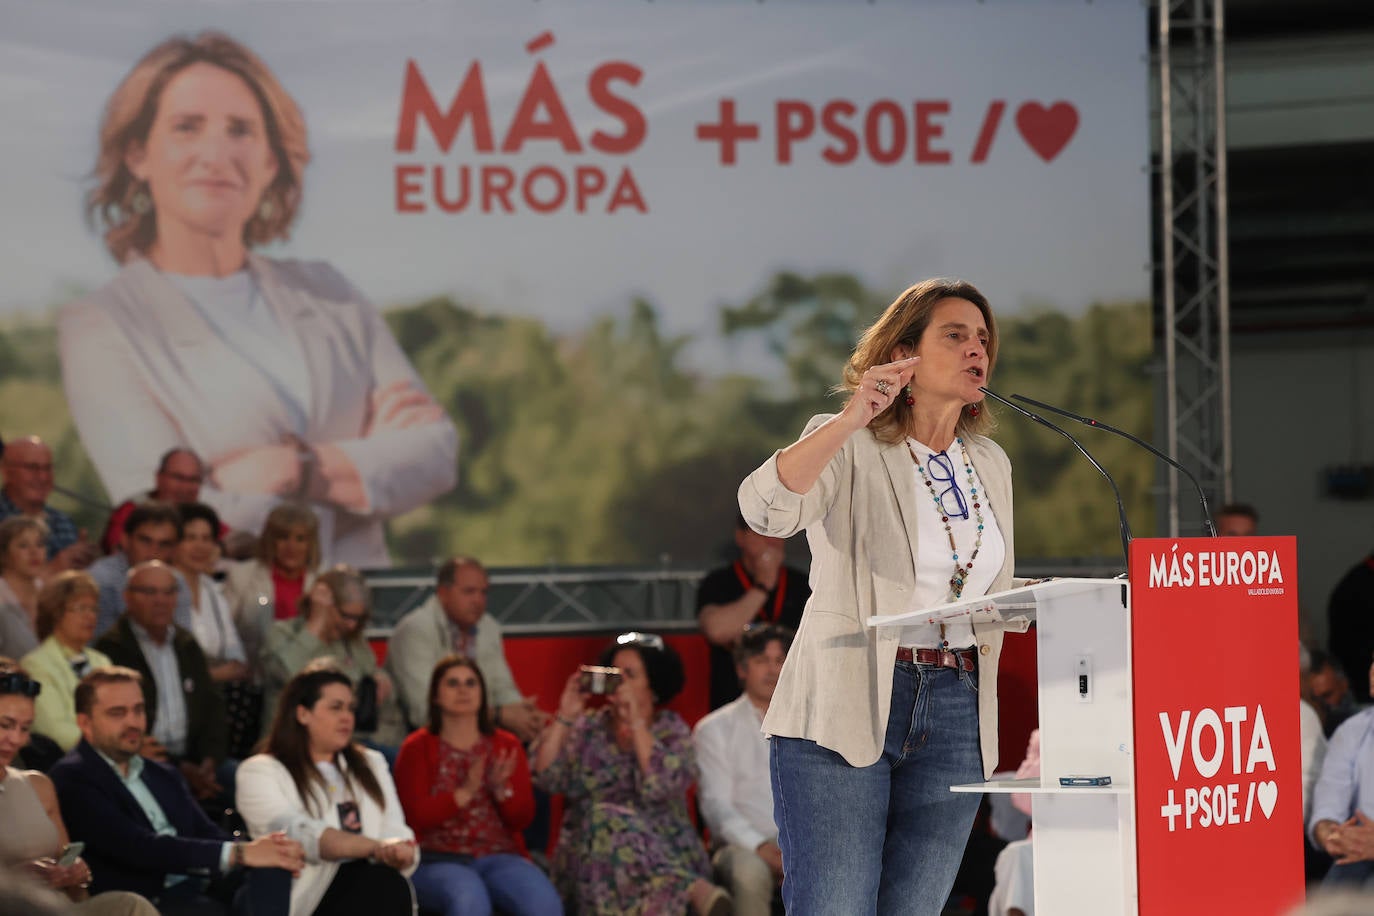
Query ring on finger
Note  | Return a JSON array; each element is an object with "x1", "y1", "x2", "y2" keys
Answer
[{"x1": 875, "y1": 379, "x2": 892, "y2": 396}]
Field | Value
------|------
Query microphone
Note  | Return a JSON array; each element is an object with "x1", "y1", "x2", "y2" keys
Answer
[
  {"x1": 1010, "y1": 393, "x2": 1216, "y2": 537},
  {"x1": 979, "y1": 386, "x2": 1132, "y2": 568}
]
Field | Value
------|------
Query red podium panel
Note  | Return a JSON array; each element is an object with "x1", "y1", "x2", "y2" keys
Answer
[{"x1": 1130, "y1": 536, "x2": 1303, "y2": 915}]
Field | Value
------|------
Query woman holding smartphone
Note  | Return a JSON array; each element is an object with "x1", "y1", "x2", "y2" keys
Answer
[
  {"x1": 0, "y1": 657, "x2": 156, "y2": 915},
  {"x1": 531, "y1": 633, "x2": 728, "y2": 916}
]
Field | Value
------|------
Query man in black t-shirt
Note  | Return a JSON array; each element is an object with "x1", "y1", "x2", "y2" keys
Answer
[{"x1": 697, "y1": 514, "x2": 810, "y2": 709}]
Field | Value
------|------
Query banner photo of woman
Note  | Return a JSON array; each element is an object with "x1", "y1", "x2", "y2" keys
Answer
[{"x1": 0, "y1": 1, "x2": 1150, "y2": 567}]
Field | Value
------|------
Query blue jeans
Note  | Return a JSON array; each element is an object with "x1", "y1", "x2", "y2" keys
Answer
[
  {"x1": 771, "y1": 661, "x2": 984, "y2": 916},
  {"x1": 411, "y1": 852, "x2": 563, "y2": 916},
  {"x1": 1323, "y1": 859, "x2": 1374, "y2": 888}
]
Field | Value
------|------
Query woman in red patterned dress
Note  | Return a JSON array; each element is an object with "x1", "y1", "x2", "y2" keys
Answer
[{"x1": 393, "y1": 655, "x2": 561, "y2": 916}]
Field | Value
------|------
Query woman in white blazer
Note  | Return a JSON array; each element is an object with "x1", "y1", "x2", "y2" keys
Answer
[
  {"x1": 59, "y1": 31, "x2": 457, "y2": 569},
  {"x1": 739, "y1": 279, "x2": 1020, "y2": 916},
  {"x1": 236, "y1": 662, "x2": 417, "y2": 916}
]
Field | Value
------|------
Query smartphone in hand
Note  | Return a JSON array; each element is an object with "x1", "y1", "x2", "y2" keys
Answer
[{"x1": 56, "y1": 842, "x2": 85, "y2": 867}]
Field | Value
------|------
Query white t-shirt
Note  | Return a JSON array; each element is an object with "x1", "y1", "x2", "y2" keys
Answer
[
  {"x1": 898, "y1": 436, "x2": 1006, "y2": 650},
  {"x1": 187, "y1": 573, "x2": 247, "y2": 664},
  {"x1": 167, "y1": 270, "x2": 312, "y2": 434}
]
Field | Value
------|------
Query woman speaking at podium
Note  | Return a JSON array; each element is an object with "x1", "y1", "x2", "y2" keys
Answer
[{"x1": 738, "y1": 279, "x2": 1018, "y2": 915}]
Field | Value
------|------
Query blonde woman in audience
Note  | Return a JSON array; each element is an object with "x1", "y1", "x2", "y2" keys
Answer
[
  {"x1": 0, "y1": 658, "x2": 157, "y2": 915},
  {"x1": 225, "y1": 502, "x2": 319, "y2": 673},
  {"x1": 20, "y1": 573, "x2": 111, "y2": 751},
  {"x1": 0, "y1": 518, "x2": 47, "y2": 658}
]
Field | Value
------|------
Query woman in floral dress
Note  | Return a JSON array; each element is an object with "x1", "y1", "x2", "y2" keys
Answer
[{"x1": 532, "y1": 633, "x2": 730, "y2": 916}]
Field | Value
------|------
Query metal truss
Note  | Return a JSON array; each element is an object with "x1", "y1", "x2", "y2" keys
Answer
[
  {"x1": 364, "y1": 566, "x2": 707, "y2": 636},
  {"x1": 1157, "y1": 0, "x2": 1232, "y2": 535}
]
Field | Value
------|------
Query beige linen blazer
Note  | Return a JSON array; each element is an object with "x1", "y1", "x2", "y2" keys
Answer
[
  {"x1": 739, "y1": 414, "x2": 1016, "y2": 777},
  {"x1": 58, "y1": 254, "x2": 458, "y2": 568}
]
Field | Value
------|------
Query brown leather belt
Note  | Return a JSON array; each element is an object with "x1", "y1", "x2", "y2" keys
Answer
[{"x1": 896, "y1": 646, "x2": 976, "y2": 672}]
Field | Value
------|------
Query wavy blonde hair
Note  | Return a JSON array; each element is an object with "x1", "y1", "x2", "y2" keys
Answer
[
  {"x1": 842, "y1": 278, "x2": 999, "y2": 444},
  {"x1": 86, "y1": 31, "x2": 310, "y2": 263}
]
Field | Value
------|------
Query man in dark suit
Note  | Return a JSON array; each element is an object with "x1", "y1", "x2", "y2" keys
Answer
[
  {"x1": 49, "y1": 666, "x2": 302, "y2": 915},
  {"x1": 94, "y1": 560, "x2": 228, "y2": 801}
]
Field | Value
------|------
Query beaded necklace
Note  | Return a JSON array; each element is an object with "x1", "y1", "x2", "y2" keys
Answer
[{"x1": 909, "y1": 437, "x2": 985, "y2": 604}]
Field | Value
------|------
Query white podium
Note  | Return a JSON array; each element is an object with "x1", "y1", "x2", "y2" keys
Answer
[{"x1": 870, "y1": 578, "x2": 1137, "y2": 916}]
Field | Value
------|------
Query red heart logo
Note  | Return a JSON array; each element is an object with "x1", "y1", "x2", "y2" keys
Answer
[{"x1": 1015, "y1": 102, "x2": 1078, "y2": 162}]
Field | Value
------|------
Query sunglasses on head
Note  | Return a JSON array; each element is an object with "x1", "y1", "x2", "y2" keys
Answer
[
  {"x1": 616, "y1": 631, "x2": 665, "y2": 651},
  {"x1": 0, "y1": 673, "x2": 41, "y2": 698}
]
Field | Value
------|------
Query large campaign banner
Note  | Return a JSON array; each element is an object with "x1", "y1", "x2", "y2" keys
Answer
[{"x1": 0, "y1": 0, "x2": 1151, "y2": 567}]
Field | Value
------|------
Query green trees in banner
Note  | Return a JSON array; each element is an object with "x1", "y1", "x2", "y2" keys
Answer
[{"x1": 0, "y1": 273, "x2": 1152, "y2": 566}]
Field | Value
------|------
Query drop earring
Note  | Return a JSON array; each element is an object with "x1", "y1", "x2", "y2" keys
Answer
[
  {"x1": 130, "y1": 185, "x2": 151, "y2": 215},
  {"x1": 257, "y1": 196, "x2": 275, "y2": 220},
  {"x1": 967, "y1": 404, "x2": 980, "y2": 418},
  {"x1": 903, "y1": 385, "x2": 915, "y2": 407}
]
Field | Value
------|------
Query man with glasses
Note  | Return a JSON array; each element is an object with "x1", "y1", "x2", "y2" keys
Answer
[
  {"x1": 697, "y1": 514, "x2": 810, "y2": 710},
  {"x1": 94, "y1": 561, "x2": 228, "y2": 804},
  {"x1": 0, "y1": 435, "x2": 95, "y2": 573},
  {"x1": 89, "y1": 501, "x2": 193, "y2": 638},
  {"x1": 99, "y1": 448, "x2": 222, "y2": 555}
]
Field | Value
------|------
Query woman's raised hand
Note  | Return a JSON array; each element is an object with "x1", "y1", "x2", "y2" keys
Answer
[
  {"x1": 487, "y1": 746, "x2": 518, "y2": 795},
  {"x1": 557, "y1": 670, "x2": 587, "y2": 720},
  {"x1": 452, "y1": 754, "x2": 487, "y2": 808},
  {"x1": 839, "y1": 356, "x2": 921, "y2": 431},
  {"x1": 304, "y1": 582, "x2": 336, "y2": 641},
  {"x1": 613, "y1": 685, "x2": 650, "y2": 733}
]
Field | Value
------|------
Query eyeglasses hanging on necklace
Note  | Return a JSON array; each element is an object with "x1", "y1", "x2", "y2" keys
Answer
[{"x1": 922, "y1": 451, "x2": 970, "y2": 520}]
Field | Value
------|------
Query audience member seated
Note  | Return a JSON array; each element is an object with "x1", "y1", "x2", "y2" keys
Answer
[
  {"x1": 260, "y1": 566, "x2": 404, "y2": 753},
  {"x1": 21, "y1": 572, "x2": 111, "y2": 751},
  {"x1": 224, "y1": 503, "x2": 319, "y2": 675},
  {"x1": 1309, "y1": 658, "x2": 1374, "y2": 889},
  {"x1": 0, "y1": 658, "x2": 157, "y2": 916},
  {"x1": 697, "y1": 515, "x2": 809, "y2": 710},
  {"x1": 171, "y1": 503, "x2": 257, "y2": 758},
  {"x1": 236, "y1": 661, "x2": 418, "y2": 916},
  {"x1": 94, "y1": 562, "x2": 229, "y2": 803},
  {"x1": 90, "y1": 503, "x2": 191, "y2": 639},
  {"x1": 393, "y1": 655, "x2": 561, "y2": 916},
  {"x1": 0, "y1": 863, "x2": 97, "y2": 916},
  {"x1": 1329, "y1": 548, "x2": 1374, "y2": 704},
  {"x1": 388, "y1": 557, "x2": 546, "y2": 740},
  {"x1": 988, "y1": 730, "x2": 1040, "y2": 916},
  {"x1": 0, "y1": 436, "x2": 95, "y2": 574},
  {"x1": 100, "y1": 449, "x2": 221, "y2": 556},
  {"x1": 0, "y1": 517, "x2": 46, "y2": 658},
  {"x1": 1309, "y1": 650, "x2": 1363, "y2": 739},
  {"x1": 48, "y1": 666, "x2": 304, "y2": 915},
  {"x1": 1215, "y1": 502, "x2": 1259, "y2": 538},
  {"x1": 0, "y1": 659, "x2": 158, "y2": 916},
  {"x1": 533, "y1": 633, "x2": 729, "y2": 916},
  {"x1": 694, "y1": 624, "x2": 792, "y2": 916}
]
